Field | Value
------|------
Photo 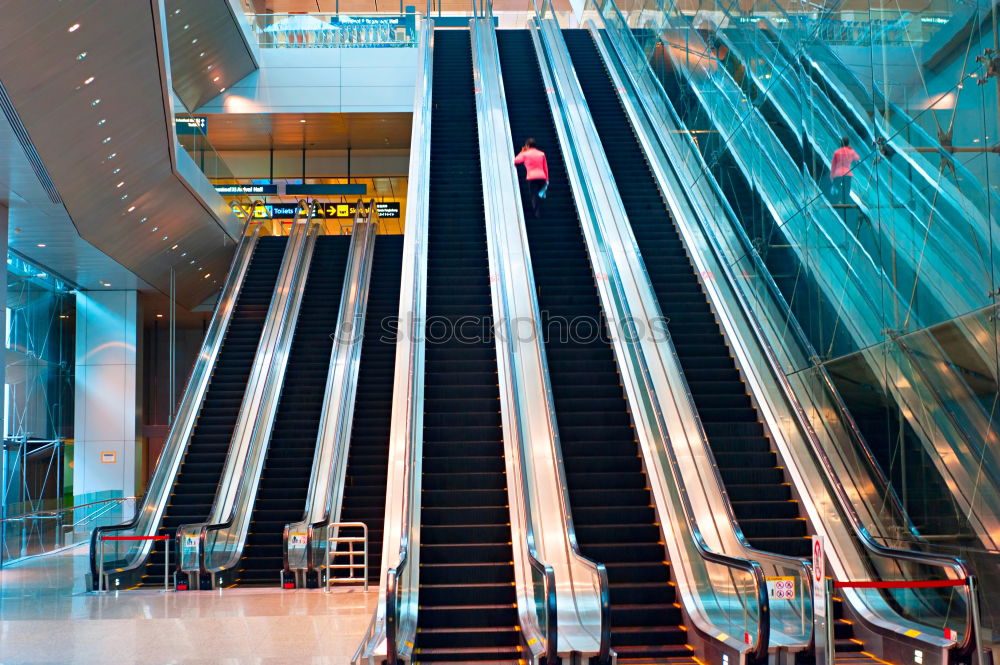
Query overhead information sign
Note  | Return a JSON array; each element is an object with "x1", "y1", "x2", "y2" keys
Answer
[
  {"x1": 232, "y1": 201, "x2": 400, "y2": 220},
  {"x1": 175, "y1": 116, "x2": 208, "y2": 135},
  {"x1": 285, "y1": 184, "x2": 367, "y2": 196},
  {"x1": 215, "y1": 184, "x2": 278, "y2": 195}
]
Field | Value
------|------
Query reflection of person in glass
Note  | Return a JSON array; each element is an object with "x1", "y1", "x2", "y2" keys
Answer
[{"x1": 830, "y1": 137, "x2": 860, "y2": 204}]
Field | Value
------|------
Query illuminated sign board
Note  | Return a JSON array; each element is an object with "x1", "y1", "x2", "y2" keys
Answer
[
  {"x1": 232, "y1": 201, "x2": 401, "y2": 220},
  {"x1": 215, "y1": 184, "x2": 278, "y2": 195},
  {"x1": 175, "y1": 116, "x2": 208, "y2": 134}
]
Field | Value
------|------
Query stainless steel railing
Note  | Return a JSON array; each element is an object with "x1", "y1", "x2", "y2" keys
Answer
[
  {"x1": 89, "y1": 212, "x2": 262, "y2": 589},
  {"x1": 284, "y1": 200, "x2": 379, "y2": 584},
  {"x1": 591, "y1": 5, "x2": 982, "y2": 661},
  {"x1": 177, "y1": 200, "x2": 318, "y2": 587},
  {"x1": 354, "y1": 18, "x2": 433, "y2": 665},
  {"x1": 530, "y1": 15, "x2": 774, "y2": 661},
  {"x1": 471, "y1": 13, "x2": 586, "y2": 663}
]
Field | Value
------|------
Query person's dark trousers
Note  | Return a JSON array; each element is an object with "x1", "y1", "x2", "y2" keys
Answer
[
  {"x1": 832, "y1": 175, "x2": 852, "y2": 204},
  {"x1": 528, "y1": 179, "x2": 545, "y2": 218}
]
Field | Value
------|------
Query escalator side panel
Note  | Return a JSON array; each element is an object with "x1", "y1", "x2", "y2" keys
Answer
[
  {"x1": 236, "y1": 235, "x2": 352, "y2": 584},
  {"x1": 562, "y1": 29, "x2": 811, "y2": 560},
  {"x1": 338, "y1": 234, "x2": 405, "y2": 582},
  {"x1": 496, "y1": 29, "x2": 690, "y2": 661},
  {"x1": 140, "y1": 236, "x2": 288, "y2": 586},
  {"x1": 411, "y1": 29, "x2": 521, "y2": 663}
]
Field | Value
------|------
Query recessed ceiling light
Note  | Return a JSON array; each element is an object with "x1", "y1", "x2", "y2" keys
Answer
[
  {"x1": 219, "y1": 87, "x2": 226, "y2": 92},
  {"x1": 112, "y1": 167, "x2": 120, "y2": 174},
  {"x1": 183, "y1": 24, "x2": 190, "y2": 30},
  {"x1": 127, "y1": 206, "x2": 136, "y2": 212},
  {"x1": 162, "y1": 236, "x2": 168, "y2": 241},
  {"x1": 203, "y1": 273, "x2": 211, "y2": 279},
  {"x1": 300, "y1": 119, "x2": 307, "y2": 123},
  {"x1": 116, "y1": 181, "x2": 124, "y2": 188},
  {"x1": 84, "y1": 76, "x2": 94, "y2": 85},
  {"x1": 156, "y1": 313, "x2": 164, "y2": 318},
  {"x1": 68, "y1": 23, "x2": 80, "y2": 32},
  {"x1": 107, "y1": 152, "x2": 117, "y2": 159},
  {"x1": 189, "y1": 260, "x2": 195, "y2": 264},
  {"x1": 199, "y1": 52, "x2": 205, "y2": 57},
  {"x1": 198, "y1": 267, "x2": 203, "y2": 271},
  {"x1": 77, "y1": 52, "x2": 87, "y2": 60},
  {"x1": 91, "y1": 98, "x2": 101, "y2": 106},
  {"x1": 174, "y1": 9, "x2": 181, "y2": 14},
  {"x1": 102, "y1": 136, "x2": 112, "y2": 143},
  {"x1": 151, "y1": 226, "x2": 159, "y2": 232},
  {"x1": 171, "y1": 244, "x2": 178, "y2": 250},
  {"x1": 213, "y1": 76, "x2": 220, "y2": 82},
  {"x1": 139, "y1": 217, "x2": 147, "y2": 223},
  {"x1": 191, "y1": 38, "x2": 198, "y2": 44},
  {"x1": 36, "y1": 243, "x2": 46, "y2": 247},
  {"x1": 120, "y1": 194, "x2": 128, "y2": 200},
  {"x1": 180, "y1": 252, "x2": 187, "y2": 257},
  {"x1": 98, "y1": 119, "x2": 107, "y2": 126}
]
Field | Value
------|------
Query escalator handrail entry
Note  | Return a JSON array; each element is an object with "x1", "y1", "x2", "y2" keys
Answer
[
  {"x1": 287, "y1": 199, "x2": 379, "y2": 576},
  {"x1": 197, "y1": 199, "x2": 320, "y2": 578},
  {"x1": 374, "y1": 18, "x2": 434, "y2": 665},
  {"x1": 581, "y1": 15, "x2": 818, "y2": 603},
  {"x1": 474, "y1": 15, "x2": 601, "y2": 663},
  {"x1": 89, "y1": 208, "x2": 264, "y2": 587},
  {"x1": 532, "y1": 17, "x2": 771, "y2": 662}
]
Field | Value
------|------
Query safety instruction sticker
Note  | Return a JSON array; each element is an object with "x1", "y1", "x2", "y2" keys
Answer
[
  {"x1": 765, "y1": 576, "x2": 796, "y2": 600},
  {"x1": 289, "y1": 533, "x2": 307, "y2": 548}
]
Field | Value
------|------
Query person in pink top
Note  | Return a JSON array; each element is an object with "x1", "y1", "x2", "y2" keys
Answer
[
  {"x1": 514, "y1": 138, "x2": 549, "y2": 218},
  {"x1": 830, "y1": 137, "x2": 860, "y2": 204}
]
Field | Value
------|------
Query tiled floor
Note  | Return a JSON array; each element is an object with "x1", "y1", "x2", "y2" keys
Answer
[{"x1": 0, "y1": 546, "x2": 378, "y2": 665}]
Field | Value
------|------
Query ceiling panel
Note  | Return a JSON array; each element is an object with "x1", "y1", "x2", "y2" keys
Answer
[
  {"x1": 199, "y1": 111, "x2": 412, "y2": 150},
  {"x1": 166, "y1": 0, "x2": 258, "y2": 112},
  {"x1": 0, "y1": 0, "x2": 241, "y2": 308}
]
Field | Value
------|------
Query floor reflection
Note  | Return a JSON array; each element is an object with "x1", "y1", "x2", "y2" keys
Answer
[{"x1": 0, "y1": 546, "x2": 378, "y2": 664}]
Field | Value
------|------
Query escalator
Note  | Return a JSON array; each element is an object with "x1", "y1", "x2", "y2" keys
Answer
[
  {"x1": 576, "y1": 28, "x2": 878, "y2": 661},
  {"x1": 139, "y1": 235, "x2": 287, "y2": 587},
  {"x1": 411, "y1": 29, "x2": 521, "y2": 663},
  {"x1": 496, "y1": 29, "x2": 690, "y2": 662},
  {"x1": 234, "y1": 235, "x2": 351, "y2": 585},
  {"x1": 337, "y1": 234, "x2": 404, "y2": 583},
  {"x1": 563, "y1": 29, "x2": 811, "y2": 560}
]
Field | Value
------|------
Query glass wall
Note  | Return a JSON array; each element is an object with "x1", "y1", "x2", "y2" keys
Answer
[
  {"x1": 600, "y1": 0, "x2": 1000, "y2": 628},
  {"x1": 1, "y1": 252, "x2": 77, "y2": 565}
]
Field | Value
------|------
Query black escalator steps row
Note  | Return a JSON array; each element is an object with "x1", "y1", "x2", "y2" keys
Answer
[
  {"x1": 411, "y1": 30, "x2": 521, "y2": 665},
  {"x1": 236, "y1": 235, "x2": 352, "y2": 584},
  {"x1": 337, "y1": 235, "x2": 404, "y2": 581},
  {"x1": 496, "y1": 29, "x2": 692, "y2": 663},
  {"x1": 563, "y1": 29, "x2": 812, "y2": 560},
  {"x1": 139, "y1": 236, "x2": 288, "y2": 586}
]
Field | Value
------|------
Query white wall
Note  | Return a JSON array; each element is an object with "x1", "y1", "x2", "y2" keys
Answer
[
  {"x1": 73, "y1": 291, "x2": 141, "y2": 499},
  {"x1": 198, "y1": 48, "x2": 418, "y2": 113}
]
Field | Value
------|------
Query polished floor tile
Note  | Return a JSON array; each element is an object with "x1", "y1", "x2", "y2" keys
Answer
[{"x1": 0, "y1": 546, "x2": 378, "y2": 665}]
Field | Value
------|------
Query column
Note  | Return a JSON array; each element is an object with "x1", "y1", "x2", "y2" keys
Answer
[
  {"x1": 73, "y1": 290, "x2": 142, "y2": 500},
  {"x1": 0, "y1": 204, "x2": 8, "y2": 547}
]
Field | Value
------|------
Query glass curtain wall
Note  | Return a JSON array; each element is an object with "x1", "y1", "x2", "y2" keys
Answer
[
  {"x1": 1, "y1": 252, "x2": 76, "y2": 565},
  {"x1": 602, "y1": 0, "x2": 1000, "y2": 629}
]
